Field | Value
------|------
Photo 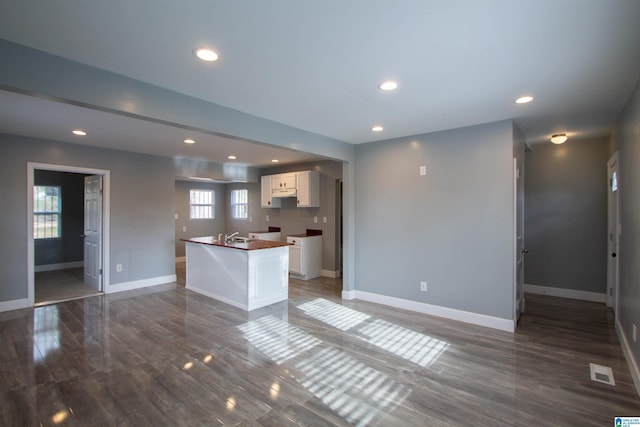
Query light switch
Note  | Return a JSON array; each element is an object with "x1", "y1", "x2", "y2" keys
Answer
[
  {"x1": 249, "y1": 216, "x2": 253, "y2": 222},
  {"x1": 174, "y1": 213, "x2": 179, "y2": 219},
  {"x1": 323, "y1": 216, "x2": 327, "y2": 223},
  {"x1": 182, "y1": 226, "x2": 187, "y2": 232},
  {"x1": 266, "y1": 215, "x2": 270, "y2": 222},
  {"x1": 313, "y1": 216, "x2": 318, "y2": 223},
  {"x1": 419, "y1": 165, "x2": 427, "y2": 176}
]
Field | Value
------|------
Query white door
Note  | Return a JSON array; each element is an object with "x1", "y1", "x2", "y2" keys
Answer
[
  {"x1": 84, "y1": 175, "x2": 103, "y2": 291},
  {"x1": 514, "y1": 158, "x2": 526, "y2": 323},
  {"x1": 607, "y1": 153, "x2": 620, "y2": 311}
]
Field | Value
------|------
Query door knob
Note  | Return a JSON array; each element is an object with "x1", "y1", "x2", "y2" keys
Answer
[
  {"x1": 80, "y1": 234, "x2": 86, "y2": 238},
  {"x1": 612, "y1": 252, "x2": 617, "y2": 257},
  {"x1": 521, "y1": 248, "x2": 529, "y2": 254}
]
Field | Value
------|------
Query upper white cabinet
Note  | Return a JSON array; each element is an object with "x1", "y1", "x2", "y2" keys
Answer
[
  {"x1": 261, "y1": 170, "x2": 320, "y2": 208},
  {"x1": 271, "y1": 173, "x2": 296, "y2": 191},
  {"x1": 261, "y1": 175, "x2": 281, "y2": 208},
  {"x1": 295, "y1": 171, "x2": 320, "y2": 207}
]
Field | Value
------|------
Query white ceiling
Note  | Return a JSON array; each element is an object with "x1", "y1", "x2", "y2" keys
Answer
[{"x1": 1, "y1": 0, "x2": 640, "y2": 165}]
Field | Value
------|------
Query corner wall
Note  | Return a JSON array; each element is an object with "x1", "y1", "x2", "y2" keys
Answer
[{"x1": 353, "y1": 120, "x2": 515, "y2": 324}]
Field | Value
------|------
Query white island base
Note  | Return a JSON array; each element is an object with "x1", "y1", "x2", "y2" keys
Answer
[{"x1": 184, "y1": 240, "x2": 289, "y2": 311}]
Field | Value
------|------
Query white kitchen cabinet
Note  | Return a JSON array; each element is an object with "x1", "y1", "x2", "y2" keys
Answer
[
  {"x1": 287, "y1": 234, "x2": 322, "y2": 280},
  {"x1": 295, "y1": 171, "x2": 320, "y2": 207},
  {"x1": 261, "y1": 175, "x2": 281, "y2": 208},
  {"x1": 248, "y1": 231, "x2": 282, "y2": 241},
  {"x1": 271, "y1": 173, "x2": 296, "y2": 191}
]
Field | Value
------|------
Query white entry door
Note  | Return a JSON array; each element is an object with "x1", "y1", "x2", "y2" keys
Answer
[
  {"x1": 84, "y1": 175, "x2": 103, "y2": 291},
  {"x1": 607, "y1": 153, "x2": 620, "y2": 311}
]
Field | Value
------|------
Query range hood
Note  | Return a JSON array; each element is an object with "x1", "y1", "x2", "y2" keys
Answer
[{"x1": 272, "y1": 188, "x2": 297, "y2": 198}]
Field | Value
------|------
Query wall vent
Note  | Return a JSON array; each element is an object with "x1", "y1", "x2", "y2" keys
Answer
[{"x1": 589, "y1": 363, "x2": 615, "y2": 386}]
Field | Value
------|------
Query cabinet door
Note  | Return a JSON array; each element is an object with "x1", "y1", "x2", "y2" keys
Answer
[
  {"x1": 296, "y1": 171, "x2": 320, "y2": 207},
  {"x1": 289, "y1": 246, "x2": 301, "y2": 274},
  {"x1": 272, "y1": 173, "x2": 296, "y2": 190},
  {"x1": 261, "y1": 176, "x2": 280, "y2": 208}
]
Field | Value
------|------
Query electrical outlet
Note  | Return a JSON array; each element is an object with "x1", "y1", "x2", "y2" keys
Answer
[
  {"x1": 116, "y1": 264, "x2": 123, "y2": 273},
  {"x1": 174, "y1": 213, "x2": 179, "y2": 220},
  {"x1": 313, "y1": 216, "x2": 318, "y2": 223},
  {"x1": 419, "y1": 165, "x2": 427, "y2": 176},
  {"x1": 249, "y1": 216, "x2": 253, "y2": 222},
  {"x1": 633, "y1": 324, "x2": 637, "y2": 343},
  {"x1": 266, "y1": 215, "x2": 270, "y2": 222},
  {"x1": 420, "y1": 281, "x2": 427, "y2": 292},
  {"x1": 182, "y1": 226, "x2": 187, "y2": 232},
  {"x1": 323, "y1": 216, "x2": 327, "y2": 223}
]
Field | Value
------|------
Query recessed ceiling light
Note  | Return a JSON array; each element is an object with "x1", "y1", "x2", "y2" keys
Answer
[
  {"x1": 550, "y1": 134, "x2": 568, "y2": 144},
  {"x1": 183, "y1": 138, "x2": 195, "y2": 144},
  {"x1": 194, "y1": 48, "x2": 219, "y2": 62},
  {"x1": 228, "y1": 155, "x2": 237, "y2": 160},
  {"x1": 378, "y1": 81, "x2": 398, "y2": 91},
  {"x1": 271, "y1": 159, "x2": 279, "y2": 163},
  {"x1": 372, "y1": 126, "x2": 384, "y2": 132},
  {"x1": 515, "y1": 96, "x2": 533, "y2": 104},
  {"x1": 72, "y1": 129, "x2": 86, "y2": 136}
]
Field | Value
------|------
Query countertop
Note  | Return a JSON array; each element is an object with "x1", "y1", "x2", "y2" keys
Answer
[{"x1": 182, "y1": 236, "x2": 291, "y2": 251}]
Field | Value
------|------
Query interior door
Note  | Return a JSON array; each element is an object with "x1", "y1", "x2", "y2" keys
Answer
[
  {"x1": 514, "y1": 158, "x2": 525, "y2": 322},
  {"x1": 84, "y1": 175, "x2": 103, "y2": 291},
  {"x1": 607, "y1": 153, "x2": 620, "y2": 311}
]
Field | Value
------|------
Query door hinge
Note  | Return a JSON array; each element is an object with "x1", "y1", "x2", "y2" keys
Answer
[
  {"x1": 99, "y1": 268, "x2": 103, "y2": 276},
  {"x1": 609, "y1": 288, "x2": 613, "y2": 296}
]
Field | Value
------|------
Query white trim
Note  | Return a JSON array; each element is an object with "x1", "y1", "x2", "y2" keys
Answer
[
  {"x1": 35, "y1": 261, "x2": 84, "y2": 273},
  {"x1": 187, "y1": 285, "x2": 248, "y2": 310},
  {"x1": 175, "y1": 256, "x2": 186, "y2": 262},
  {"x1": 524, "y1": 284, "x2": 606, "y2": 303},
  {"x1": 0, "y1": 298, "x2": 30, "y2": 312},
  {"x1": 28, "y1": 163, "x2": 111, "y2": 306},
  {"x1": 350, "y1": 290, "x2": 514, "y2": 333},
  {"x1": 321, "y1": 269, "x2": 341, "y2": 278},
  {"x1": 616, "y1": 319, "x2": 640, "y2": 397},
  {"x1": 105, "y1": 275, "x2": 176, "y2": 294},
  {"x1": 341, "y1": 290, "x2": 356, "y2": 300}
]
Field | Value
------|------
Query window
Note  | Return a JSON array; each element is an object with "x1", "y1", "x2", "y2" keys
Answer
[
  {"x1": 190, "y1": 189, "x2": 214, "y2": 219},
  {"x1": 34, "y1": 186, "x2": 61, "y2": 239},
  {"x1": 231, "y1": 189, "x2": 248, "y2": 219}
]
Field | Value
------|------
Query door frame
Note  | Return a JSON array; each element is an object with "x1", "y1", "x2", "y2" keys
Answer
[
  {"x1": 513, "y1": 157, "x2": 525, "y2": 327},
  {"x1": 27, "y1": 162, "x2": 111, "y2": 306},
  {"x1": 606, "y1": 152, "x2": 620, "y2": 313}
]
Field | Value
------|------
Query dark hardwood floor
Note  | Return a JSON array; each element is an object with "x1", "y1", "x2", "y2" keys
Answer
[
  {"x1": 35, "y1": 268, "x2": 101, "y2": 305},
  {"x1": 1, "y1": 271, "x2": 638, "y2": 426}
]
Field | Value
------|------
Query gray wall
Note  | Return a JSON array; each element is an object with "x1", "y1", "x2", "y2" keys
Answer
[
  {"x1": 354, "y1": 120, "x2": 515, "y2": 320},
  {"x1": 0, "y1": 133, "x2": 175, "y2": 302},
  {"x1": 174, "y1": 180, "x2": 226, "y2": 258},
  {"x1": 613, "y1": 76, "x2": 640, "y2": 373},
  {"x1": 524, "y1": 138, "x2": 609, "y2": 293},
  {"x1": 34, "y1": 170, "x2": 87, "y2": 266}
]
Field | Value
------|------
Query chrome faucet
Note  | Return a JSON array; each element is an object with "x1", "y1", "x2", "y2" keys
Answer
[{"x1": 224, "y1": 231, "x2": 239, "y2": 242}]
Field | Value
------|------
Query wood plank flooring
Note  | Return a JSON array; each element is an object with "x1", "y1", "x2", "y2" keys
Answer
[
  {"x1": 1, "y1": 275, "x2": 638, "y2": 426},
  {"x1": 35, "y1": 268, "x2": 101, "y2": 305}
]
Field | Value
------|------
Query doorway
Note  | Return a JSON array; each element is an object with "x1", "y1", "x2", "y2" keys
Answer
[
  {"x1": 27, "y1": 163, "x2": 111, "y2": 306},
  {"x1": 606, "y1": 152, "x2": 620, "y2": 313}
]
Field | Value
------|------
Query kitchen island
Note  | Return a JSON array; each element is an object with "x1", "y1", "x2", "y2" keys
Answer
[{"x1": 182, "y1": 236, "x2": 291, "y2": 311}]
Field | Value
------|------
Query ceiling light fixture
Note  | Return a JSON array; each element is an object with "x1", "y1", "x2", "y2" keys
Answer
[
  {"x1": 194, "y1": 48, "x2": 219, "y2": 62},
  {"x1": 550, "y1": 134, "x2": 568, "y2": 144},
  {"x1": 72, "y1": 129, "x2": 87, "y2": 136},
  {"x1": 378, "y1": 81, "x2": 398, "y2": 91},
  {"x1": 228, "y1": 155, "x2": 237, "y2": 160},
  {"x1": 371, "y1": 126, "x2": 384, "y2": 132},
  {"x1": 271, "y1": 159, "x2": 279, "y2": 163},
  {"x1": 515, "y1": 96, "x2": 533, "y2": 104},
  {"x1": 183, "y1": 138, "x2": 195, "y2": 144}
]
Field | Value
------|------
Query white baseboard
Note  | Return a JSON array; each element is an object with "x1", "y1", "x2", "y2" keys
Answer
[
  {"x1": 616, "y1": 319, "x2": 640, "y2": 397},
  {"x1": 341, "y1": 290, "x2": 356, "y2": 300},
  {"x1": 321, "y1": 269, "x2": 341, "y2": 278},
  {"x1": 524, "y1": 284, "x2": 606, "y2": 303},
  {"x1": 0, "y1": 298, "x2": 30, "y2": 312},
  {"x1": 175, "y1": 256, "x2": 186, "y2": 263},
  {"x1": 347, "y1": 290, "x2": 514, "y2": 333},
  {"x1": 35, "y1": 261, "x2": 84, "y2": 273},
  {"x1": 186, "y1": 285, "x2": 248, "y2": 311},
  {"x1": 106, "y1": 275, "x2": 176, "y2": 294}
]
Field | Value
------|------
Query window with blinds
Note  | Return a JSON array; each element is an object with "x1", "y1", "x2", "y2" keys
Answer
[
  {"x1": 231, "y1": 189, "x2": 248, "y2": 219},
  {"x1": 34, "y1": 186, "x2": 61, "y2": 239},
  {"x1": 190, "y1": 189, "x2": 215, "y2": 219}
]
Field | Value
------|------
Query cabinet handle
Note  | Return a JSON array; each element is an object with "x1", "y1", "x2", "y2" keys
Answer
[{"x1": 267, "y1": 201, "x2": 270, "y2": 205}]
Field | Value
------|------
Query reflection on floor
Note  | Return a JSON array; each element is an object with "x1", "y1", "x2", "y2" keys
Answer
[
  {"x1": 35, "y1": 267, "x2": 101, "y2": 305},
  {"x1": 2, "y1": 272, "x2": 639, "y2": 425}
]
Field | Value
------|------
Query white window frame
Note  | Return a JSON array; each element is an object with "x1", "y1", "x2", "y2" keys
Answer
[
  {"x1": 231, "y1": 189, "x2": 249, "y2": 220},
  {"x1": 190, "y1": 189, "x2": 215, "y2": 219},
  {"x1": 34, "y1": 185, "x2": 61, "y2": 239}
]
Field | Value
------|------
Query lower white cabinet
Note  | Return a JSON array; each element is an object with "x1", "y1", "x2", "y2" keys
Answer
[{"x1": 286, "y1": 234, "x2": 322, "y2": 280}]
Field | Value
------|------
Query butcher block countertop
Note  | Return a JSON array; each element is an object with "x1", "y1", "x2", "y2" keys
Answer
[{"x1": 181, "y1": 236, "x2": 291, "y2": 251}]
